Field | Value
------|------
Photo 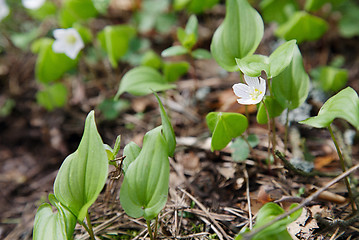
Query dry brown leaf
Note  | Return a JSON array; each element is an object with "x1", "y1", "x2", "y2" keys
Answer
[{"x1": 288, "y1": 207, "x2": 320, "y2": 239}]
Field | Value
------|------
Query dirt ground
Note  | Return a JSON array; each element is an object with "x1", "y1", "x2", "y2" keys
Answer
[{"x1": 1, "y1": 3, "x2": 359, "y2": 240}]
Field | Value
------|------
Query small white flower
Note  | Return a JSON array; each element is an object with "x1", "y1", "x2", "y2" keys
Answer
[
  {"x1": 52, "y1": 28, "x2": 84, "y2": 60},
  {"x1": 0, "y1": 0, "x2": 10, "y2": 22},
  {"x1": 22, "y1": 0, "x2": 46, "y2": 10},
  {"x1": 232, "y1": 75, "x2": 266, "y2": 105}
]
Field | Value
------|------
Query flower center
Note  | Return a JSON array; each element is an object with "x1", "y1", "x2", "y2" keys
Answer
[
  {"x1": 250, "y1": 88, "x2": 263, "y2": 101},
  {"x1": 66, "y1": 34, "x2": 77, "y2": 44}
]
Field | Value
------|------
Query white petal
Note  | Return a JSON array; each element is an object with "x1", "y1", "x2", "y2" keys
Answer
[
  {"x1": 237, "y1": 98, "x2": 257, "y2": 105},
  {"x1": 233, "y1": 83, "x2": 251, "y2": 98},
  {"x1": 53, "y1": 29, "x2": 67, "y2": 40},
  {"x1": 258, "y1": 77, "x2": 266, "y2": 92},
  {"x1": 244, "y1": 75, "x2": 260, "y2": 88},
  {"x1": 52, "y1": 40, "x2": 68, "y2": 54},
  {"x1": 22, "y1": 0, "x2": 45, "y2": 10},
  {"x1": 65, "y1": 48, "x2": 78, "y2": 59},
  {"x1": 0, "y1": 0, "x2": 10, "y2": 22}
]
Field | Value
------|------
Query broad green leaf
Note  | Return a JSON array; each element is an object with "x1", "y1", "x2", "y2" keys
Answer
[
  {"x1": 305, "y1": 0, "x2": 345, "y2": 11},
  {"x1": 231, "y1": 137, "x2": 249, "y2": 161},
  {"x1": 54, "y1": 111, "x2": 108, "y2": 221},
  {"x1": 154, "y1": 92, "x2": 176, "y2": 157},
  {"x1": 187, "y1": 0, "x2": 219, "y2": 13},
  {"x1": 73, "y1": 23, "x2": 93, "y2": 44},
  {"x1": 115, "y1": 66, "x2": 176, "y2": 97},
  {"x1": 182, "y1": 15, "x2": 198, "y2": 49},
  {"x1": 120, "y1": 127, "x2": 169, "y2": 220},
  {"x1": 161, "y1": 45, "x2": 189, "y2": 57},
  {"x1": 275, "y1": 11, "x2": 328, "y2": 44},
  {"x1": 191, "y1": 48, "x2": 212, "y2": 59},
  {"x1": 163, "y1": 61, "x2": 189, "y2": 82},
  {"x1": 33, "y1": 38, "x2": 77, "y2": 83},
  {"x1": 300, "y1": 87, "x2": 359, "y2": 130},
  {"x1": 260, "y1": 0, "x2": 298, "y2": 24},
  {"x1": 318, "y1": 66, "x2": 348, "y2": 92},
  {"x1": 97, "y1": 25, "x2": 136, "y2": 68},
  {"x1": 256, "y1": 96, "x2": 285, "y2": 124},
  {"x1": 211, "y1": 0, "x2": 264, "y2": 71},
  {"x1": 236, "y1": 55, "x2": 269, "y2": 77},
  {"x1": 272, "y1": 45, "x2": 309, "y2": 110},
  {"x1": 339, "y1": 1, "x2": 359, "y2": 38},
  {"x1": 11, "y1": 28, "x2": 40, "y2": 51},
  {"x1": 26, "y1": 2, "x2": 57, "y2": 20},
  {"x1": 268, "y1": 40, "x2": 296, "y2": 78},
  {"x1": 33, "y1": 194, "x2": 76, "y2": 240},
  {"x1": 206, "y1": 112, "x2": 248, "y2": 151},
  {"x1": 98, "y1": 98, "x2": 130, "y2": 120},
  {"x1": 141, "y1": 51, "x2": 163, "y2": 69},
  {"x1": 91, "y1": 0, "x2": 110, "y2": 14},
  {"x1": 59, "y1": 0, "x2": 98, "y2": 28},
  {"x1": 236, "y1": 40, "x2": 296, "y2": 77},
  {"x1": 236, "y1": 203, "x2": 302, "y2": 240},
  {"x1": 36, "y1": 83, "x2": 68, "y2": 111},
  {"x1": 122, "y1": 141, "x2": 141, "y2": 174}
]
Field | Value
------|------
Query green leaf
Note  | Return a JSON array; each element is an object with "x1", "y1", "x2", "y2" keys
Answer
[
  {"x1": 236, "y1": 203, "x2": 302, "y2": 240},
  {"x1": 260, "y1": 0, "x2": 298, "y2": 24},
  {"x1": 318, "y1": 66, "x2": 348, "y2": 92},
  {"x1": 231, "y1": 137, "x2": 250, "y2": 162},
  {"x1": 120, "y1": 126, "x2": 170, "y2": 220},
  {"x1": 206, "y1": 112, "x2": 248, "y2": 151},
  {"x1": 275, "y1": 11, "x2": 328, "y2": 44},
  {"x1": 141, "y1": 51, "x2": 163, "y2": 69},
  {"x1": 91, "y1": 0, "x2": 110, "y2": 14},
  {"x1": 154, "y1": 92, "x2": 176, "y2": 157},
  {"x1": 11, "y1": 28, "x2": 40, "y2": 51},
  {"x1": 236, "y1": 40, "x2": 296, "y2": 77},
  {"x1": 27, "y1": 2, "x2": 57, "y2": 20},
  {"x1": 54, "y1": 111, "x2": 108, "y2": 221},
  {"x1": 98, "y1": 98, "x2": 130, "y2": 120},
  {"x1": 59, "y1": 0, "x2": 98, "y2": 28},
  {"x1": 33, "y1": 194, "x2": 76, "y2": 240},
  {"x1": 97, "y1": 25, "x2": 136, "y2": 68},
  {"x1": 36, "y1": 83, "x2": 68, "y2": 111},
  {"x1": 268, "y1": 40, "x2": 297, "y2": 78},
  {"x1": 122, "y1": 141, "x2": 141, "y2": 174},
  {"x1": 272, "y1": 45, "x2": 309, "y2": 110},
  {"x1": 73, "y1": 23, "x2": 93, "y2": 44},
  {"x1": 33, "y1": 38, "x2": 77, "y2": 83},
  {"x1": 305, "y1": 0, "x2": 345, "y2": 11},
  {"x1": 191, "y1": 48, "x2": 212, "y2": 59},
  {"x1": 161, "y1": 45, "x2": 189, "y2": 57},
  {"x1": 235, "y1": 55, "x2": 269, "y2": 77},
  {"x1": 300, "y1": 87, "x2": 359, "y2": 130},
  {"x1": 163, "y1": 61, "x2": 189, "y2": 82},
  {"x1": 210, "y1": 0, "x2": 264, "y2": 71},
  {"x1": 256, "y1": 96, "x2": 285, "y2": 124},
  {"x1": 115, "y1": 66, "x2": 176, "y2": 97},
  {"x1": 339, "y1": 1, "x2": 359, "y2": 38},
  {"x1": 186, "y1": 0, "x2": 220, "y2": 13}
]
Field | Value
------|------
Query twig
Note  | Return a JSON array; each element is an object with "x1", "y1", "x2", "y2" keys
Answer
[
  {"x1": 276, "y1": 151, "x2": 339, "y2": 178},
  {"x1": 178, "y1": 188, "x2": 231, "y2": 240},
  {"x1": 241, "y1": 162, "x2": 359, "y2": 239},
  {"x1": 243, "y1": 169, "x2": 253, "y2": 230}
]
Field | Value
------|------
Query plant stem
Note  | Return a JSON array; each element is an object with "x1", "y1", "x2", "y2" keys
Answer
[
  {"x1": 284, "y1": 108, "x2": 289, "y2": 155},
  {"x1": 261, "y1": 100, "x2": 277, "y2": 165},
  {"x1": 86, "y1": 212, "x2": 96, "y2": 240},
  {"x1": 328, "y1": 125, "x2": 356, "y2": 211},
  {"x1": 154, "y1": 215, "x2": 159, "y2": 239},
  {"x1": 146, "y1": 220, "x2": 155, "y2": 240}
]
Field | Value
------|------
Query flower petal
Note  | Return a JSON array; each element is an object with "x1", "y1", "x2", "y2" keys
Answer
[
  {"x1": 244, "y1": 75, "x2": 260, "y2": 89},
  {"x1": 233, "y1": 83, "x2": 251, "y2": 98},
  {"x1": 53, "y1": 29, "x2": 67, "y2": 40},
  {"x1": 237, "y1": 98, "x2": 257, "y2": 105},
  {"x1": 52, "y1": 40, "x2": 68, "y2": 54},
  {"x1": 258, "y1": 77, "x2": 266, "y2": 92}
]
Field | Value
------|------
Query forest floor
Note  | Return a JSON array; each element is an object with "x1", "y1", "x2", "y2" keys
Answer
[{"x1": 1, "y1": 3, "x2": 359, "y2": 240}]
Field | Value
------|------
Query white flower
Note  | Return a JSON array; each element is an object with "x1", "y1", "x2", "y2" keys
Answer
[
  {"x1": 0, "y1": 0, "x2": 10, "y2": 22},
  {"x1": 22, "y1": 0, "x2": 46, "y2": 10},
  {"x1": 52, "y1": 28, "x2": 84, "y2": 60},
  {"x1": 232, "y1": 75, "x2": 266, "y2": 105}
]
